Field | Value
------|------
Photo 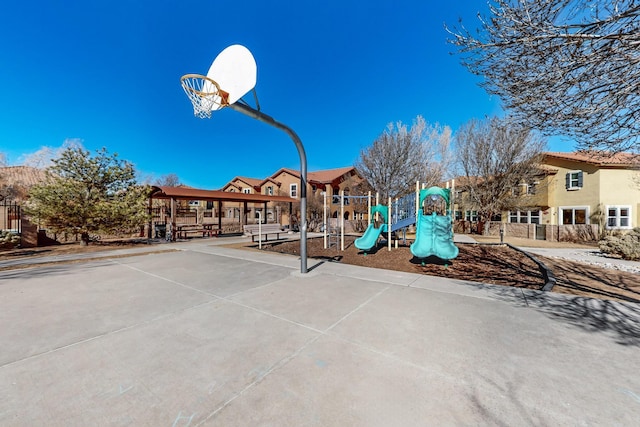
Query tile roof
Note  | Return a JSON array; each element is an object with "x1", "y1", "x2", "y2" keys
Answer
[
  {"x1": 544, "y1": 151, "x2": 640, "y2": 167},
  {"x1": 151, "y1": 186, "x2": 298, "y2": 204},
  {"x1": 309, "y1": 166, "x2": 357, "y2": 183},
  {"x1": 273, "y1": 166, "x2": 357, "y2": 183},
  {"x1": 0, "y1": 166, "x2": 47, "y2": 188},
  {"x1": 233, "y1": 176, "x2": 263, "y2": 187}
]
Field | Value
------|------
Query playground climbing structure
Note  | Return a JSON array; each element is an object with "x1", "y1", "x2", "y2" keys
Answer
[{"x1": 409, "y1": 186, "x2": 459, "y2": 260}]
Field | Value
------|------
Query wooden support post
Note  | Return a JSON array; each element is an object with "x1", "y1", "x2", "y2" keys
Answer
[
  {"x1": 323, "y1": 191, "x2": 327, "y2": 249},
  {"x1": 263, "y1": 201, "x2": 268, "y2": 224},
  {"x1": 242, "y1": 202, "x2": 247, "y2": 225},
  {"x1": 170, "y1": 197, "x2": 177, "y2": 241},
  {"x1": 340, "y1": 189, "x2": 345, "y2": 251},
  {"x1": 289, "y1": 202, "x2": 293, "y2": 229},
  {"x1": 147, "y1": 195, "x2": 153, "y2": 239}
]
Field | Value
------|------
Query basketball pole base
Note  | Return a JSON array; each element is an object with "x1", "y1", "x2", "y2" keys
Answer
[{"x1": 228, "y1": 102, "x2": 308, "y2": 274}]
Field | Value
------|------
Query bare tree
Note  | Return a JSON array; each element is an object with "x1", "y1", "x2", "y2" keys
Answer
[
  {"x1": 455, "y1": 117, "x2": 546, "y2": 234},
  {"x1": 447, "y1": 0, "x2": 640, "y2": 152},
  {"x1": 22, "y1": 147, "x2": 56, "y2": 168},
  {"x1": 356, "y1": 116, "x2": 452, "y2": 201},
  {"x1": 155, "y1": 173, "x2": 181, "y2": 187}
]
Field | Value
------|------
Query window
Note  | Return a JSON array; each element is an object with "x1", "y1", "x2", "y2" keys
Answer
[
  {"x1": 243, "y1": 188, "x2": 251, "y2": 194},
  {"x1": 206, "y1": 201, "x2": 214, "y2": 210},
  {"x1": 527, "y1": 181, "x2": 539, "y2": 195},
  {"x1": 508, "y1": 210, "x2": 541, "y2": 224},
  {"x1": 465, "y1": 210, "x2": 478, "y2": 222},
  {"x1": 454, "y1": 211, "x2": 463, "y2": 220},
  {"x1": 530, "y1": 210, "x2": 540, "y2": 224},
  {"x1": 266, "y1": 186, "x2": 273, "y2": 195},
  {"x1": 290, "y1": 183, "x2": 298, "y2": 198},
  {"x1": 188, "y1": 200, "x2": 199, "y2": 206},
  {"x1": 332, "y1": 188, "x2": 339, "y2": 204},
  {"x1": 606, "y1": 206, "x2": 631, "y2": 229},
  {"x1": 512, "y1": 183, "x2": 528, "y2": 196},
  {"x1": 560, "y1": 207, "x2": 588, "y2": 225},
  {"x1": 565, "y1": 170, "x2": 583, "y2": 190}
]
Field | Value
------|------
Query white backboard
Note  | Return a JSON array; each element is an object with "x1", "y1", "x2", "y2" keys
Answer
[{"x1": 206, "y1": 44, "x2": 257, "y2": 106}]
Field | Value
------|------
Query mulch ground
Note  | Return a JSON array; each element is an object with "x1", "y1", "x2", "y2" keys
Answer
[{"x1": 260, "y1": 236, "x2": 640, "y2": 303}]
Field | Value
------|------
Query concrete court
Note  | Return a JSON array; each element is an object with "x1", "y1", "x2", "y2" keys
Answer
[{"x1": 1, "y1": 239, "x2": 639, "y2": 426}]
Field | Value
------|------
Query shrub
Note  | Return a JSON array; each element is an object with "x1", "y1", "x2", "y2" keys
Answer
[
  {"x1": 599, "y1": 228, "x2": 640, "y2": 260},
  {"x1": 0, "y1": 230, "x2": 20, "y2": 250}
]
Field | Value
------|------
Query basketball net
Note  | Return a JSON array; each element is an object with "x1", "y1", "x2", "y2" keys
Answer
[{"x1": 180, "y1": 74, "x2": 230, "y2": 118}]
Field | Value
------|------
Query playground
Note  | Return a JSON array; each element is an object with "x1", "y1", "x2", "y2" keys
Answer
[{"x1": 259, "y1": 236, "x2": 640, "y2": 303}]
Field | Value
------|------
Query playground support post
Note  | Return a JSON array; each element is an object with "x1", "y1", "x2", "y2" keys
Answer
[
  {"x1": 450, "y1": 178, "x2": 455, "y2": 218},
  {"x1": 367, "y1": 191, "x2": 372, "y2": 226},
  {"x1": 388, "y1": 197, "x2": 392, "y2": 251},
  {"x1": 415, "y1": 181, "x2": 420, "y2": 219}
]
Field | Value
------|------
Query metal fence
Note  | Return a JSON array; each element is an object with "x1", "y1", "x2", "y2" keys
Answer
[{"x1": 0, "y1": 199, "x2": 21, "y2": 234}]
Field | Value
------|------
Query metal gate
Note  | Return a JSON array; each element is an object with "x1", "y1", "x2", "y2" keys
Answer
[
  {"x1": 535, "y1": 224, "x2": 546, "y2": 240},
  {"x1": 0, "y1": 198, "x2": 21, "y2": 234}
]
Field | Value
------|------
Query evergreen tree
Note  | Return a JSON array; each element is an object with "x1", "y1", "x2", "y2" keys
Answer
[{"x1": 25, "y1": 147, "x2": 150, "y2": 244}]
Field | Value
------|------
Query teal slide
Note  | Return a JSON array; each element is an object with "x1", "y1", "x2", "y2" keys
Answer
[
  {"x1": 354, "y1": 204, "x2": 388, "y2": 252},
  {"x1": 410, "y1": 212, "x2": 459, "y2": 260},
  {"x1": 410, "y1": 187, "x2": 459, "y2": 260},
  {"x1": 354, "y1": 222, "x2": 387, "y2": 251}
]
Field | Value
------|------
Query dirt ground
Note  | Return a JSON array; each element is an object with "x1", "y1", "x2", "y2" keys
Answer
[
  {"x1": 2, "y1": 235, "x2": 639, "y2": 304},
  {"x1": 258, "y1": 236, "x2": 640, "y2": 304}
]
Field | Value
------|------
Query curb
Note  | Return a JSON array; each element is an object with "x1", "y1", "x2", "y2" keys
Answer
[{"x1": 506, "y1": 243, "x2": 557, "y2": 291}]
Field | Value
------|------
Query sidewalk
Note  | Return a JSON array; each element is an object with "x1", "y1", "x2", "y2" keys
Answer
[{"x1": 0, "y1": 238, "x2": 638, "y2": 425}]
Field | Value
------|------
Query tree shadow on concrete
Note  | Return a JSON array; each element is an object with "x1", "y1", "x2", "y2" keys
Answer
[
  {"x1": 540, "y1": 256, "x2": 640, "y2": 303},
  {"x1": 525, "y1": 291, "x2": 640, "y2": 346}
]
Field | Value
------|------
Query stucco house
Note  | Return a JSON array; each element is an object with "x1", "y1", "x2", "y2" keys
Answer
[
  {"x1": 449, "y1": 151, "x2": 640, "y2": 240},
  {"x1": 539, "y1": 151, "x2": 640, "y2": 231},
  {"x1": 221, "y1": 166, "x2": 367, "y2": 228}
]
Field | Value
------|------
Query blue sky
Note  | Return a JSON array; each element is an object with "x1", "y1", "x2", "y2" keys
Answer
[{"x1": 0, "y1": 1, "x2": 568, "y2": 189}]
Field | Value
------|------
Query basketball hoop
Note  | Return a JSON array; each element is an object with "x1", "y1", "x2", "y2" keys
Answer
[{"x1": 180, "y1": 74, "x2": 229, "y2": 118}]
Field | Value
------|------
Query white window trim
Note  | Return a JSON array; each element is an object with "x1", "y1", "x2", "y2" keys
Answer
[
  {"x1": 558, "y1": 206, "x2": 590, "y2": 225},
  {"x1": 465, "y1": 210, "x2": 478, "y2": 222},
  {"x1": 508, "y1": 209, "x2": 541, "y2": 224},
  {"x1": 605, "y1": 205, "x2": 632, "y2": 229},
  {"x1": 243, "y1": 188, "x2": 251, "y2": 194},
  {"x1": 527, "y1": 181, "x2": 539, "y2": 195},
  {"x1": 567, "y1": 170, "x2": 583, "y2": 191},
  {"x1": 290, "y1": 183, "x2": 298, "y2": 198}
]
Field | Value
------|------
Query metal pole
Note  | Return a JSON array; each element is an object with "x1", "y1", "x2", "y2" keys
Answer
[{"x1": 229, "y1": 102, "x2": 308, "y2": 273}]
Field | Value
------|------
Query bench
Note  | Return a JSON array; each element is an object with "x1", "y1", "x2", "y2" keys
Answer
[
  {"x1": 176, "y1": 224, "x2": 221, "y2": 239},
  {"x1": 243, "y1": 223, "x2": 285, "y2": 242}
]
